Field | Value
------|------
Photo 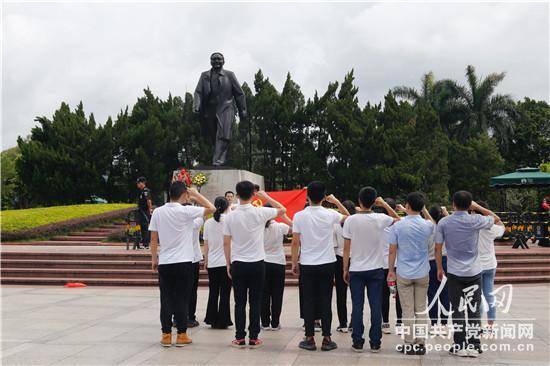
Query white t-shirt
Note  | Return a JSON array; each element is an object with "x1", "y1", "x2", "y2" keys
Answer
[
  {"x1": 333, "y1": 224, "x2": 345, "y2": 257},
  {"x1": 264, "y1": 221, "x2": 290, "y2": 265},
  {"x1": 203, "y1": 216, "x2": 227, "y2": 268},
  {"x1": 478, "y1": 224, "x2": 505, "y2": 270},
  {"x1": 382, "y1": 227, "x2": 391, "y2": 269},
  {"x1": 223, "y1": 204, "x2": 278, "y2": 263},
  {"x1": 148, "y1": 203, "x2": 205, "y2": 265},
  {"x1": 293, "y1": 206, "x2": 342, "y2": 265},
  {"x1": 343, "y1": 212, "x2": 394, "y2": 272},
  {"x1": 192, "y1": 217, "x2": 204, "y2": 263}
]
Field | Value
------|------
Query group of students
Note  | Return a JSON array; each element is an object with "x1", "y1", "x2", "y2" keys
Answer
[{"x1": 149, "y1": 179, "x2": 504, "y2": 358}]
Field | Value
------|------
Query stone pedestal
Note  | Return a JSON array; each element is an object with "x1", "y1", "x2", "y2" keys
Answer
[{"x1": 190, "y1": 168, "x2": 264, "y2": 203}]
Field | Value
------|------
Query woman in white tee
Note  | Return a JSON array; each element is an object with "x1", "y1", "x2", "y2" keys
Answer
[
  {"x1": 203, "y1": 197, "x2": 233, "y2": 329},
  {"x1": 261, "y1": 206, "x2": 292, "y2": 331}
]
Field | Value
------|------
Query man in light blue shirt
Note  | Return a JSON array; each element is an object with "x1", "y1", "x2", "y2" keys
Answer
[
  {"x1": 387, "y1": 192, "x2": 434, "y2": 356},
  {"x1": 434, "y1": 190, "x2": 499, "y2": 358}
]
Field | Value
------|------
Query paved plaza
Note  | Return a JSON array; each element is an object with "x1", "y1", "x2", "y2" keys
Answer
[{"x1": 1, "y1": 285, "x2": 550, "y2": 365}]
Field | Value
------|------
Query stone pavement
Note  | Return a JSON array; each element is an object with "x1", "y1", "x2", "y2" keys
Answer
[{"x1": 1, "y1": 285, "x2": 549, "y2": 365}]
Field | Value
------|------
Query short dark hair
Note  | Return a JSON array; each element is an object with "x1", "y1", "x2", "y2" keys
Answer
[
  {"x1": 307, "y1": 181, "x2": 326, "y2": 204},
  {"x1": 358, "y1": 186, "x2": 377, "y2": 208},
  {"x1": 136, "y1": 176, "x2": 147, "y2": 184},
  {"x1": 254, "y1": 184, "x2": 260, "y2": 192},
  {"x1": 210, "y1": 52, "x2": 224, "y2": 59},
  {"x1": 384, "y1": 197, "x2": 397, "y2": 210},
  {"x1": 342, "y1": 200, "x2": 356, "y2": 215},
  {"x1": 453, "y1": 190, "x2": 473, "y2": 210},
  {"x1": 224, "y1": 191, "x2": 234, "y2": 197},
  {"x1": 406, "y1": 192, "x2": 425, "y2": 212},
  {"x1": 169, "y1": 181, "x2": 187, "y2": 200},
  {"x1": 236, "y1": 180, "x2": 255, "y2": 200},
  {"x1": 429, "y1": 205, "x2": 443, "y2": 223}
]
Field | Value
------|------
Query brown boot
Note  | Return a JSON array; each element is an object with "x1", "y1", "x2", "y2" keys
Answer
[
  {"x1": 176, "y1": 332, "x2": 192, "y2": 347},
  {"x1": 160, "y1": 333, "x2": 172, "y2": 347}
]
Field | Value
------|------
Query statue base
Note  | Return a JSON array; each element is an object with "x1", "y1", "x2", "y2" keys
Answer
[{"x1": 190, "y1": 168, "x2": 265, "y2": 203}]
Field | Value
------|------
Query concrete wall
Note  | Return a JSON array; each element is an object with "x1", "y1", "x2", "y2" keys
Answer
[{"x1": 190, "y1": 169, "x2": 265, "y2": 203}]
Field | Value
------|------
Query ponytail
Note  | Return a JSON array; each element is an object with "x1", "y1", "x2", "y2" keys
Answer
[{"x1": 213, "y1": 196, "x2": 229, "y2": 222}]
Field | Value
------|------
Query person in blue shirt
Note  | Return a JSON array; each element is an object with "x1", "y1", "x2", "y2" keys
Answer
[
  {"x1": 434, "y1": 190, "x2": 500, "y2": 358},
  {"x1": 387, "y1": 192, "x2": 435, "y2": 356}
]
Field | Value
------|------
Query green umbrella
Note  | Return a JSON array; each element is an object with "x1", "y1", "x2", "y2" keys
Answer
[{"x1": 490, "y1": 167, "x2": 550, "y2": 188}]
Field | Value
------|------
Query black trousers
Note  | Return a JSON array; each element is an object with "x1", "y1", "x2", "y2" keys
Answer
[
  {"x1": 261, "y1": 262, "x2": 285, "y2": 328},
  {"x1": 447, "y1": 272, "x2": 482, "y2": 349},
  {"x1": 188, "y1": 261, "x2": 200, "y2": 321},
  {"x1": 300, "y1": 262, "x2": 335, "y2": 337},
  {"x1": 158, "y1": 262, "x2": 193, "y2": 334},
  {"x1": 334, "y1": 255, "x2": 349, "y2": 327},
  {"x1": 205, "y1": 266, "x2": 233, "y2": 328},
  {"x1": 381, "y1": 268, "x2": 403, "y2": 324},
  {"x1": 138, "y1": 211, "x2": 150, "y2": 247},
  {"x1": 231, "y1": 260, "x2": 265, "y2": 340}
]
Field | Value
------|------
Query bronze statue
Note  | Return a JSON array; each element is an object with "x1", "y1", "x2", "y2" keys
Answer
[{"x1": 193, "y1": 53, "x2": 248, "y2": 166}]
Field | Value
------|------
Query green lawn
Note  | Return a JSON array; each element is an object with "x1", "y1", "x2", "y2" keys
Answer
[{"x1": 1, "y1": 204, "x2": 134, "y2": 233}]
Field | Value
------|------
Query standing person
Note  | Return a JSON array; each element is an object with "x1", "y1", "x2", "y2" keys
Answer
[
  {"x1": 149, "y1": 183, "x2": 215, "y2": 347},
  {"x1": 333, "y1": 200, "x2": 356, "y2": 333},
  {"x1": 475, "y1": 201, "x2": 505, "y2": 333},
  {"x1": 378, "y1": 198, "x2": 403, "y2": 334},
  {"x1": 225, "y1": 191, "x2": 235, "y2": 204},
  {"x1": 427, "y1": 205, "x2": 449, "y2": 331},
  {"x1": 291, "y1": 181, "x2": 350, "y2": 352},
  {"x1": 136, "y1": 177, "x2": 153, "y2": 249},
  {"x1": 435, "y1": 191, "x2": 501, "y2": 357},
  {"x1": 342, "y1": 187, "x2": 399, "y2": 353},
  {"x1": 188, "y1": 214, "x2": 205, "y2": 328},
  {"x1": 261, "y1": 205, "x2": 292, "y2": 331},
  {"x1": 204, "y1": 197, "x2": 233, "y2": 329},
  {"x1": 223, "y1": 181, "x2": 286, "y2": 349},
  {"x1": 387, "y1": 192, "x2": 435, "y2": 356}
]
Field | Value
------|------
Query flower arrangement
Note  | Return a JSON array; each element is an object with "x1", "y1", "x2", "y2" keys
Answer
[
  {"x1": 173, "y1": 168, "x2": 209, "y2": 191},
  {"x1": 192, "y1": 172, "x2": 208, "y2": 187},
  {"x1": 174, "y1": 168, "x2": 192, "y2": 187}
]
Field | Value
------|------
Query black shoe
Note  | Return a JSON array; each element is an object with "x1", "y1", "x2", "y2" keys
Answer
[
  {"x1": 299, "y1": 337, "x2": 317, "y2": 351},
  {"x1": 187, "y1": 319, "x2": 199, "y2": 328},
  {"x1": 415, "y1": 344, "x2": 426, "y2": 355},
  {"x1": 396, "y1": 344, "x2": 416, "y2": 355},
  {"x1": 370, "y1": 344, "x2": 381, "y2": 353},
  {"x1": 321, "y1": 338, "x2": 337, "y2": 351},
  {"x1": 352, "y1": 341, "x2": 364, "y2": 353}
]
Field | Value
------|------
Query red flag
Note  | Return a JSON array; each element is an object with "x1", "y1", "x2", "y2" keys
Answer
[{"x1": 260, "y1": 189, "x2": 307, "y2": 220}]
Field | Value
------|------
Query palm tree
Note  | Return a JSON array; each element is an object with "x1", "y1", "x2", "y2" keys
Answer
[
  {"x1": 393, "y1": 72, "x2": 457, "y2": 135},
  {"x1": 446, "y1": 65, "x2": 516, "y2": 148}
]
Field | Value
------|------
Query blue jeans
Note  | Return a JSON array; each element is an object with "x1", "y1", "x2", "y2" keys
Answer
[
  {"x1": 428, "y1": 257, "x2": 449, "y2": 325},
  {"x1": 349, "y1": 268, "x2": 384, "y2": 346},
  {"x1": 481, "y1": 268, "x2": 497, "y2": 321}
]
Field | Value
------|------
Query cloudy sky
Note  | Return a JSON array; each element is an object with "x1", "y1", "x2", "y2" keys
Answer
[{"x1": 2, "y1": 1, "x2": 548, "y2": 149}]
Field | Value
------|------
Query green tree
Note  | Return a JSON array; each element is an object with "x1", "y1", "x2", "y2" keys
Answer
[{"x1": 1, "y1": 147, "x2": 22, "y2": 209}]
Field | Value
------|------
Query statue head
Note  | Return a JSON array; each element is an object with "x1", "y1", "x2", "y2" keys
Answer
[{"x1": 210, "y1": 52, "x2": 225, "y2": 70}]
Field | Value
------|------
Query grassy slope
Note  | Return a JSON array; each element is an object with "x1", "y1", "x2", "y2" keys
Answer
[{"x1": 1, "y1": 203, "x2": 134, "y2": 233}]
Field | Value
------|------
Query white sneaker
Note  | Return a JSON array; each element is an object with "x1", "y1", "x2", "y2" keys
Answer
[
  {"x1": 449, "y1": 348, "x2": 470, "y2": 357},
  {"x1": 271, "y1": 325, "x2": 281, "y2": 331},
  {"x1": 336, "y1": 326, "x2": 348, "y2": 333},
  {"x1": 395, "y1": 324, "x2": 405, "y2": 335},
  {"x1": 381, "y1": 323, "x2": 391, "y2": 334},
  {"x1": 467, "y1": 348, "x2": 479, "y2": 358},
  {"x1": 314, "y1": 322, "x2": 322, "y2": 332}
]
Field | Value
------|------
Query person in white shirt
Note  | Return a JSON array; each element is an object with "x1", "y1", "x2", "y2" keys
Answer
[
  {"x1": 187, "y1": 214, "x2": 205, "y2": 328},
  {"x1": 149, "y1": 182, "x2": 215, "y2": 347},
  {"x1": 333, "y1": 200, "x2": 356, "y2": 333},
  {"x1": 261, "y1": 204, "x2": 292, "y2": 331},
  {"x1": 343, "y1": 187, "x2": 399, "y2": 353},
  {"x1": 223, "y1": 181, "x2": 286, "y2": 349},
  {"x1": 204, "y1": 196, "x2": 233, "y2": 329},
  {"x1": 475, "y1": 201, "x2": 505, "y2": 332},
  {"x1": 291, "y1": 181, "x2": 350, "y2": 352}
]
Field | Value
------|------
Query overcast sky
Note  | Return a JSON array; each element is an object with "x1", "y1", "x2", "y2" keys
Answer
[{"x1": 2, "y1": 1, "x2": 548, "y2": 149}]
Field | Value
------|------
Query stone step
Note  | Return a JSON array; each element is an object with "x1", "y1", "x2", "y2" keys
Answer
[
  {"x1": 51, "y1": 236, "x2": 103, "y2": 242},
  {"x1": 495, "y1": 267, "x2": 550, "y2": 276},
  {"x1": 497, "y1": 259, "x2": 550, "y2": 268},
  {"x1": 494, "y1": 275, "x2": 550, "y2": 284},
  {"x1": 1, "y1": 259, "x2": 153, "y2": 270},
  {"x1": 68, "y1": 232, "x2": 113, "y2": 238},
  {"x1": 1, "y1": 241, "x2": 126, "y2": 247},
  {"x1": 1, "y1": 251, "x2": 150, "y2": 261}
]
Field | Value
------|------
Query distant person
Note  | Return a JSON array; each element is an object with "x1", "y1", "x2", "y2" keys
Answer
[
  {"x1": 475, "y1": 201, "x2": 505, "y2": 333},
  {"x1": 204, "y1": 197, "x2": 233, "y2": 329},
  {"x1": 435, "y1": 191, "x2": 501, "y2": 358},
  {"x1": 188, "y1": 214, "x2": 205, "y2": 328},
  {"x1": 541, "y1": 197, "x2": 550, "y2": 212},
  {"x1": 343, "y1": 188, "x2": 398, "y2": 353},
  {"x1": 261, "y1": 204, "x2": 292, "y2": 331},
  {"x1": 292, "y1": 181, "x2": 350, "y2": 352},
  {"x1": 223, "y1": 181, "x2": 286, "y2": 349},
  {"x1": 149, "y1": 183, "x2": 215, "y2": 347},
  {"x1": 333, "y1": 200, "x2": 356, "y2": 333},
  {"x1": 225, "y1": 191, "x2": 235, "y2": 204},
  {"x1": 136, "y1": 177, "x2": 152, "y2": 249},
  {"x1": 426, "y1": 205, "x2": 449, "y2": 331}
]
